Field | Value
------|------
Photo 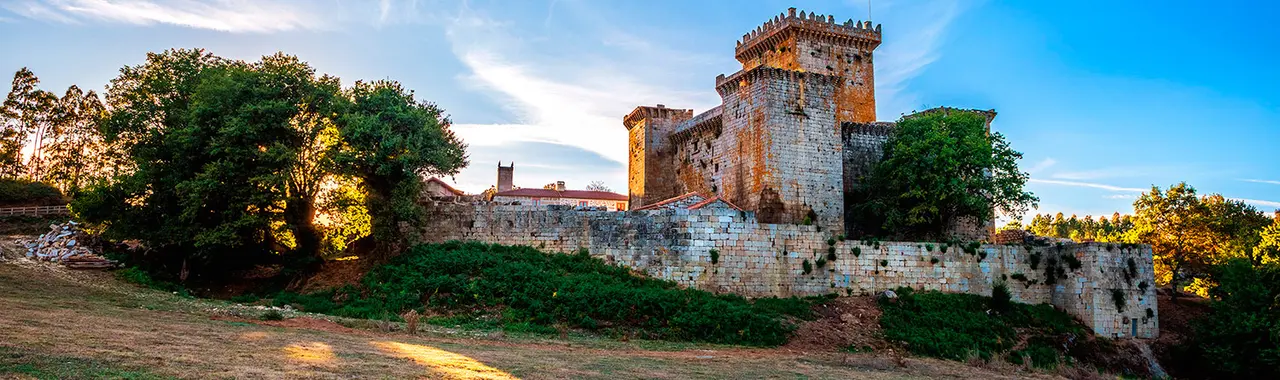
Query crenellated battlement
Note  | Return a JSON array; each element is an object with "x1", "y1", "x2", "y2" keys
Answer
[
  {"x1": 623, "y1": 104, "x2": 694, "y2": 130},
  {"x1": 735, "y1": 7, "x2": 881, "y2": 62}
]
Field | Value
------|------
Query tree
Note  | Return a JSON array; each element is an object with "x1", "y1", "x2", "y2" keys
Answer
[
  {"x1": 1185, "y1": 259, "x2": 1280, "y2": 378},
  {"x1": 1132, "y1": 183, "x2": 1210, "y2": 301},
  {"x1": 43, "y1": 86, "x2": 108, "y2": 194},
  {"x1": 849, "y1": 109, "x2": 1037, "y2": 239},
  {"x1": 586, "y1": 181, "x2": 611, "y2": 192},
  {"x1": 335, "y1": 80, "x2": 467, "y2": 254},
  {"x1": 1, "y1": 68, "x2": 56, "y2": 180}
]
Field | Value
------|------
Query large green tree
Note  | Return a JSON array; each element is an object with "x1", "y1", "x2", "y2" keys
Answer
[
  {"x1": 73, "y1": 49, "x2": 467, "y2": 280},
  {"x1": 850, "y1": 109, "x2": 1037, "y2": 239},
  {"x1": 335, "y1": 80, "x2": 467, "y2": 253}
]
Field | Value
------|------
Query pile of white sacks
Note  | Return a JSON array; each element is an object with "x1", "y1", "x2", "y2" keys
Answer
[{"x1": 23, "y1": 221, "x2": 115, "y2": 269}]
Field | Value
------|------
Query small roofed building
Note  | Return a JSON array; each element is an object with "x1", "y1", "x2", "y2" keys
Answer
[
  {"x1": 422, "y1": 177, "x2": 466, "y2": 198},
  {"x1": 493, "y1": 181, "x2": 629, "y2": 211}
]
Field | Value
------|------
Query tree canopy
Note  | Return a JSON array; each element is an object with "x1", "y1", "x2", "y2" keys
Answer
[
  {"x1": 850, "y1": 109, "x2": 1037, "y2": 239},
  {"x1": 69, "y1": 49, "x2": 467, "y2": 280}
]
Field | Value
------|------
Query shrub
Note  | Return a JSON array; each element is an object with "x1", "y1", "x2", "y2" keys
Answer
[
  {"x1": 271, "y1": 242, "x2": 819, "y2": 346},
  {"x1": 827, "y1": 246, "x2": 836, "y2": 255},
  {"x1": 1125, "y1": 257, "x2": 1138, "y2": 281},
  {"x1": 1182, "y1": 260, "x2": 1280, "y2": 378},
  {"x1": 1062, "y1": 254, "x2": 1082, "y2": 271},
  {"x1": 827, "y1": 238, "x2": 836, "y2": 246},
  {"x1": 977, "y1": 251, "x2": 987, "y2": 262},
  {"x1": 0, "y1": 179, "x2": 64, "y2": 207},
  {"x1": 1011, "y1": 273, "x2": 1028, "y2": 282},
  {"x1": 815, "y1": 257, "x2": 828, "y2": 269},
  {"x1": 880, "y1": 259, "x2": 888, "y2": 267},
  {"x1": 803, "y1": 216, "x2": 813, "y2": 225},
  {"x1": 851, "y1": 247, "x2": 861, "y2": 257},
  {"x1": 260, "y1": 310, "x2": 285, "y2": 321},
  {"x1": 940, "y1": 244, "x2": 949, "y2": 253},
  {"x1": 1110, "y1": 289, "x2": 1126, "y2": 311},
  {"x1": 802, "y1": 260, "x2": 813, "y2": 275},
  {"x1": 826, "y1": 251, "x2": 838, "y2": 262},
  {"x1": 930, "y1": 257, "x2": 939, "y2": 264},
  {"x1": 878, "y1": 288, "x2": 1084, "y2": 362},
  {"x1": 709, "y1": 249, "x2": 719, "y2": 264},
  {"x1": 990, "y1": 281, "x2": 1012, "y2": 312},
  {"x1": 925, "y1": 244, "x2": 934, "y2": 252},
  {"x1": 1008, "y1": 341, "x2": 1061, "y2": 369},
  {"x1": 836, "y1": 234, "x2": 846, "y2": 241},
  {"x1": 1029, "y1": 252, "x2": 1042, "y2": 269}
]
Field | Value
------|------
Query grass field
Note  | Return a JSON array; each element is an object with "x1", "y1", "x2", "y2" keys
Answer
[{"x1": 0, "y1": 242, "x2": 1061, "y2": 379}]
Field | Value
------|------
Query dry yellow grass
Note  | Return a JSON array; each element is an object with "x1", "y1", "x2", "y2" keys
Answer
[{"x1": 0, "y1": 242, "x2": 1063, "y2": 379}]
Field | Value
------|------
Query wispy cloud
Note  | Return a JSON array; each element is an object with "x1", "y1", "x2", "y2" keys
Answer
[
  {"x1": 1026, "y1": 158, "x2": 1056, "y2": 174},
  {"x1": 4, "y1": 0, "x2": 327, "y2": 32},
  {"x1": 441, "y1": 3, "x2": 717, "y2": 192},
  {"x1": 1028, "y1": 178, "x2": 1147, "y2": 192},
  {"x1": 1104, "y1": 194, "x2": 1135, "y2": 199},
  {"x1": 1241, "y1": 179, "x2": 1280, "y2": 186},
  {"x1": 1231, "y1": 198, "x2": 1280, "y2": 209},
  {"x1": 873, "y1": 0, "x2": 968, "y2": 116}
]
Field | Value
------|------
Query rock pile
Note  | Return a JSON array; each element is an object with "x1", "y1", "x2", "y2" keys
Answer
[{"x1": 23, "y1": 221, "x2": 116, "y2": 269}]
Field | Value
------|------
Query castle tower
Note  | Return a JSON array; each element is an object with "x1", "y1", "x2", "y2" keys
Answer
[
  {"x1": 623, "y1": 104, "x2": 694, "y2": 208},
  {"x1": 734, "y1": 7, "x2": 882, "y2": 123},
  {"x1": 497, "y1": 162, "x2": 514, "y2": 192}
]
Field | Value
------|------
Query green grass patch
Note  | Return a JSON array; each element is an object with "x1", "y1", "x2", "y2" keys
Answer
[
  {"x1": 878, "y1": 287, "x2": 1086, "y2": 362},
  {"x1": 271, "y1": 242, "x2": 823, "y2": 346}
]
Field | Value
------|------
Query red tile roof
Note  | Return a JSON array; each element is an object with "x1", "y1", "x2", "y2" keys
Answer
[{"x1": 493, "y1": 188, "x2": 628, "y2": 201}]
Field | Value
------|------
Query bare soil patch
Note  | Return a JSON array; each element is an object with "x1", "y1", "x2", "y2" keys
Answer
[{"x1": 783, "y1": 296, "x2": 887, "y2": 353}]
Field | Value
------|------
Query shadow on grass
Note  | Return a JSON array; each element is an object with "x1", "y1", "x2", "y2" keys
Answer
[{"x1": 0, "y1": 345, "x2": 173, "y2": 379}]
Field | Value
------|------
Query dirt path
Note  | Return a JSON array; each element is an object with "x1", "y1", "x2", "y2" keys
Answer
[{"x1": 0, "y1": 251, "x2": 1060, "y2": 379}]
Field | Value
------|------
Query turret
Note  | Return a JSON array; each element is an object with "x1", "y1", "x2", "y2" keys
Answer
[{"x1": 623, "y1": 104, "x2": 694, "y2": 207}]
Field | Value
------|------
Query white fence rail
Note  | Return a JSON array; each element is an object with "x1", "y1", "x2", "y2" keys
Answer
[{"x1": 0, "y1": 205, "x2": 70, "y2": 217}]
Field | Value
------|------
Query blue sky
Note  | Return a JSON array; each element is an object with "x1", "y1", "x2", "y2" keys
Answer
[{"x1": 2, "y1": 0, "x2": 1277, "y2": 220}]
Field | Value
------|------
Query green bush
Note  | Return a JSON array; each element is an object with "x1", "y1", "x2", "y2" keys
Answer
[
  {"x1": 929, "y1": 257, "x2": 939, "y2": 264},
  {"x1": 940, "y1": 244, "x2": 949, "y2": 253},
  {"x1": 0, "y1": 179, "x2": 64, "y2": 207},
  {"x1": 1182, "y1": 259, "x2": 1280, "y2": 378},
  {"x1": 271, "y1": 242, "x2": 818, "y2": 346},
  {"x1": 1008, "y1": 341, "x2": 1061, "y2": 369},
  {"x1": 1029, "y1": 252, "x2": 1042, "y2": 269},
  {"x1": 878, "y1": 287, "x2": 1084, "y2": 362},
  {"x1": 1062, "y1": 254, "x2": 1082, "y2": 271},
  {"x1": 826, "y1": 250, "x2": 838, "y2": 262},
  {"x1": 851, "y1": 247, "x2": 861, "y2": 257},
  {"x1": 990, "y1": 281, "x2": 1012, "y2": 312},
  {"x1": 709, "y1": 249, "x2": 719, "y2": 264},
  {"x1": 827, "y1": 238, "x2": 836, "y2": 246},
  {"x1": 1011, "y1": 273, "x2": 1028, "y2": 282},
  {"x1": 1110, "y1": 289, "x2": 1126, "y2": 312},
  {"x1": 260, "y1": 310, "x2": 285, "y2": 321},
  {"x1": 802, "y1": 259, "x2": 813, "y2": 275},
  {"x1": 815, "y1": 257, "x2": 828, "y2": 269}
]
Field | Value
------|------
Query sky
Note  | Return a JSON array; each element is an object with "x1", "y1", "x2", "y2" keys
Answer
[{"x1": 2, "y1": 0, "x2": 1277, "y2": 221}]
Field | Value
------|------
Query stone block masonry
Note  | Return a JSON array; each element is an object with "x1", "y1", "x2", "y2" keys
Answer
[{"x1": 416, "y1": 200, "x2": 1158, "y2": 339}]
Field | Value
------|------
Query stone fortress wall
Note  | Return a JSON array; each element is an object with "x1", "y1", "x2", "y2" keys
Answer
[{"x1": 415, "y1": 198, "x2": 1158, "y2": 339}]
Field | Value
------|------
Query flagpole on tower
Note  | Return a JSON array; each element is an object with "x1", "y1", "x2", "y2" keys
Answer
[{"x1": 868, "y1": 0, "x2": 872, "y2": 21}]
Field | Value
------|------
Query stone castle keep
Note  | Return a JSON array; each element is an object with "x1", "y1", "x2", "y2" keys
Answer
[{"x1": 418, "y1": 9, "x2": 1157, "y2": 338}]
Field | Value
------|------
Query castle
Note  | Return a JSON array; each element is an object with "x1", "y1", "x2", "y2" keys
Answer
[
  {"x1": 417, "y1": 9, "x2": 1158, "y2": 339},
  {"x1": 624, "y1": 8, "x2": 992, "y2": 239}
]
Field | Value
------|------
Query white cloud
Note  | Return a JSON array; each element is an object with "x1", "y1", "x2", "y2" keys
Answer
[
  {"x1": 873, "y1": 0, "x2": 967, "y2": 116},
  {"x1": 1028, "y1": 178, "x2": 1147, "y2": 193},
  {"x1": 1231, "y1": 198, "x2": 1280, "y2": 209},
  {"x1": 1104, "y1": 194, "x2": 1135, "y2": 199},
  {"x1": 441, "y1": 5, "x2": 719, "y2": 192},
  {"x1": 1242, "y1": 179, "x2": 1280, "y2": 186},
  {"x1": 5, "y1": 0, "x2": 327, "y2": 32},
  {"x1": 1026, "y1": 158, "x2": 1056, "y2": 174}
]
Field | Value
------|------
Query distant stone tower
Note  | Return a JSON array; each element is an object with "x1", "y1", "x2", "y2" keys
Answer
[
  {"x1": 497, "y1": 162, "x2": 514, "y2": 192},
  {"x1": 735, "y1": 7, "x2": 881, "y2": 123}
]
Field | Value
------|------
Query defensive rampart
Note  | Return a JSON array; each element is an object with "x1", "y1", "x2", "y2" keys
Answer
[{"x1": 415, "y1": 200, "x2": 1157, "y2": 338}]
